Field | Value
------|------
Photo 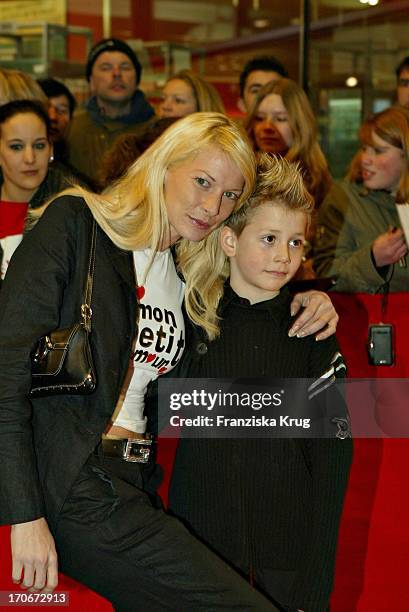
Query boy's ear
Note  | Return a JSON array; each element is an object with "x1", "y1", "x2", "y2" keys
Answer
[{"x1": 220, "y1": 226, "x2": 237, "y2": 256}]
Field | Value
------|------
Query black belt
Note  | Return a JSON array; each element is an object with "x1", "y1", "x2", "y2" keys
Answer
[{"x1": 100, "y1": 435, "x2": 154, "y2": 463}]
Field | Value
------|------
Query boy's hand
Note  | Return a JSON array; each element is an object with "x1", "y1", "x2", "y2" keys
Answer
[
  {"x1": 11, "y1": 518, "x2": 58, "y2": 592},
  {"x1": 289, "y1": 290, "x2": 338, "y2": 341}
]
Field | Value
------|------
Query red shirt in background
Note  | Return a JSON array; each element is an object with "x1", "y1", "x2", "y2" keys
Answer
[{"x1": 0, "y1": 200, "x2": 29, "y2": 280}]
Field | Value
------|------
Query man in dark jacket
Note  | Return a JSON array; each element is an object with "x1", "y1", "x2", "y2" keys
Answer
[{"x1": 67, "y1": 38, "x2": 155, "y2": 187}]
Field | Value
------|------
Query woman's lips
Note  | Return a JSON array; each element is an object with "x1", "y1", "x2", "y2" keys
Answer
[
  {"x1": 258, "y1": 138, "x2": 287, "y2": 153},
  {"x1": 361, "y1": 169, "x2": 373, "y2": 181},
  {"x1": 189, "y1": 216, "x2": 210, "y2": 230},
  {"x1": 260, "y1": 136, "x2": 281, "y2": 144}
]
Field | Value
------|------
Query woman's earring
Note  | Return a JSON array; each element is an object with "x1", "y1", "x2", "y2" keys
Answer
[{"x1": 49, "y1": 154, "x2": 54, "y2": 163}]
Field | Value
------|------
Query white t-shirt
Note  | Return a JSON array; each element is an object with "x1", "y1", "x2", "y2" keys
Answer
[
  {"x1": 1, "y1": 234, "x2": 23, "y2": 280},
  {"x1": 113, "y1": 248, "x2": 185, "y2": 433}
]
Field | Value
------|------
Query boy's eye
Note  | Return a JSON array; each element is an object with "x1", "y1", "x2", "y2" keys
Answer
[
  {"x1": 262, "y1": 235, "x2": 276, "y2": 244},
  {"x1": 195, "y1": 177, "x2": 210, "y2": 187},
  {"x1": 289, "y1": 239, "x2": 303, "y2": 248},
  {"x1": 223, "y1": 191, "x2": 239, "y2": 201}
]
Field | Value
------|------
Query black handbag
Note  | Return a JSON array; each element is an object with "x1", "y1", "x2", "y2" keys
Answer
[{"x1": 29, "y1": 220, "x2": 97, "y2": 398}]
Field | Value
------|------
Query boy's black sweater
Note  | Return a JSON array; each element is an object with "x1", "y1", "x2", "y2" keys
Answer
[{"x1": 168, "y1": 286, "x2": 352, "y2": 612}]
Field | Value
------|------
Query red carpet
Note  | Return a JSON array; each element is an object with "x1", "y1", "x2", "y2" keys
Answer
[
  {"x1": 1, "y1": 438, "x2": 407, "y2": 611},
  {"x1": 1, "y1": 292, "x2": 408, "y2": 610}
]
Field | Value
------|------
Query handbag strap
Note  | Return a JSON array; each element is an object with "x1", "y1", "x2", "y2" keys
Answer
[{"x1": 81, "y1": 219, "x2": 97, "y2": 332}]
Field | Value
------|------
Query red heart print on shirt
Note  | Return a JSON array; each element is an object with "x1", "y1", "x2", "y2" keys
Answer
[
  {"x1": 146, "y1": 353, "x2": 156, "y2": 363},
  {"x1": 136, "y1": 286, "x2": 145, "y2": 300}
]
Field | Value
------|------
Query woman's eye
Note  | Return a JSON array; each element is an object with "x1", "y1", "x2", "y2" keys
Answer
[
  {"x1": 254, "y1": 115, "x2": 264, "y2": 123},
  {"x1": 34, "y1": 143, "x2": 46, "y2": 150},
  {"x1": 223, "y1": 191, "x2": 238, "y2": 201},
  {"x1": 175, "y1": 98, "x2": 186, "y2": 104},
  {"x1": 195, "y1": 177, "x2": 209, "y2": 187},
  {"x1": 276, "y1": 116, "x2": 288, "y2": 122},
  {"x1": 9, "y1": 144, "x2": 23, "y2": 151},
  {"x1": 262, "y1": 235, "x2": 276, "y2": 244}
]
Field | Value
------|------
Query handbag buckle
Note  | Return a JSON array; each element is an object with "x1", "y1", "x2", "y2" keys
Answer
[
  {"x1": 81, "y1": 304, "x2": 92, "y2": 331},
  {"x1": 123, "y1": 436, "x2": 153, "y2": 463},
  {"x1": 33, "y1": 335, "x2": 53, "y2": 363}
]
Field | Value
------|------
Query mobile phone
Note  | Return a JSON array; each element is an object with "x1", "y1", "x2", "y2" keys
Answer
[{"x1": 367, "y1": 324, "x2": 394, "y2": 366}]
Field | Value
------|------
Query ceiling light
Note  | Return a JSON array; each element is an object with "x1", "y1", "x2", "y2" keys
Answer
[
  {"x1": 253, "y1": 19, "x2": 270, "y2": 28},
  {"x1": 346, "y1": 76, "x2": 358, "y2": 87}
]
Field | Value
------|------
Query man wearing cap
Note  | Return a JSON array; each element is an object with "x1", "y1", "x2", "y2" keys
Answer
[{"x1": 67, "y1": 38, "x2": 155, "y2": 187}]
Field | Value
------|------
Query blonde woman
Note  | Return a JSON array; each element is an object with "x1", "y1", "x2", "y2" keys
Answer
[
  {"x1": 245, "y1": 78, "x2": 331, "y2": 207},
  {"x1": 0, "y1": 68, "x2": 47, "y2": 106},
  {"x1": 0, "y1": 113, "x2": 336, "y2": 610},
  {"x1": 159, "y1": 69, "x2": 225, "y2": 118}
]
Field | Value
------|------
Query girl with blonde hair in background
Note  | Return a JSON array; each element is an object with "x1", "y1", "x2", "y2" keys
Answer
[
  {"x1": 159, "y1": 69, "x2": 225, "y2": 118},
  {"x1": 245, "y1": 78, "x2": 331, "y2": 207},
  {"x1": 0, "y1": 68, "x2": 47, "y2": 106}
]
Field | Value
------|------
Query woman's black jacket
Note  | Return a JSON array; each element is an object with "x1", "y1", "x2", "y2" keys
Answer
[{"x1": 0, "y1": 196, "x2": 137, "y2": 530}]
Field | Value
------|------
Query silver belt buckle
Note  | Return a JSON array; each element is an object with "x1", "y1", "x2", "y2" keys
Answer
[{"x1": 123, "y1": 436, "x2": 153, "y2": 463}]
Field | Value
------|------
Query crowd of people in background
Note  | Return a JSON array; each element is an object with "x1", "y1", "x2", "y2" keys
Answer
[
  {"x1": 2, "y1": 40, "x2": 407, "y2": 279},
  {"x1": 0, "y1": 34, "x2": 408, "y2": 612},
  {"x1": 2, "y1": 38, "x2": 406, "y2": 289}
]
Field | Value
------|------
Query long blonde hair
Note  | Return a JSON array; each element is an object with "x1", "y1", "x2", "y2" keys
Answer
[
  {"x1": 182, "y1": 155, "x2": 313, "y2": 340},
  {"x1": 165, "y1": 70, "x2": 226, "y2": 114},
  {"x1": 245, "y1": 78, "x2": 331, "y2": 205},
  {"x1": 62, "y1": 113, "x2": 256, "y2": 325}
]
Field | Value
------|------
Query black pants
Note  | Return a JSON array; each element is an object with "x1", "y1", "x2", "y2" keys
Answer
[{"x1": 54, "y1": 449, "x2": 277, "y2": 612}]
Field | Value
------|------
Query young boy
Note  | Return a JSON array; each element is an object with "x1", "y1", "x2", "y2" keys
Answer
[{"x1": 169, "y1": 155, "x2": 352, "y2": 612}]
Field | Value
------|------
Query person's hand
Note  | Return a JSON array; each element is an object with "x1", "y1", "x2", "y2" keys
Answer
[
  {"x1": 289, "y1": 290, "x2": 338, "y2": 341},
  {"x1": 11, "y1": 518, "x2": 58, "y2": 592},
  {"x1": 372, "y1": 227, "x2": 407, "y2": 267}
]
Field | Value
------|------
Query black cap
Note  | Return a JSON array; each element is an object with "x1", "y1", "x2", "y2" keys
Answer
[{"x1": 86, "y1": 38, "x2": 142, "y2": 83}]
